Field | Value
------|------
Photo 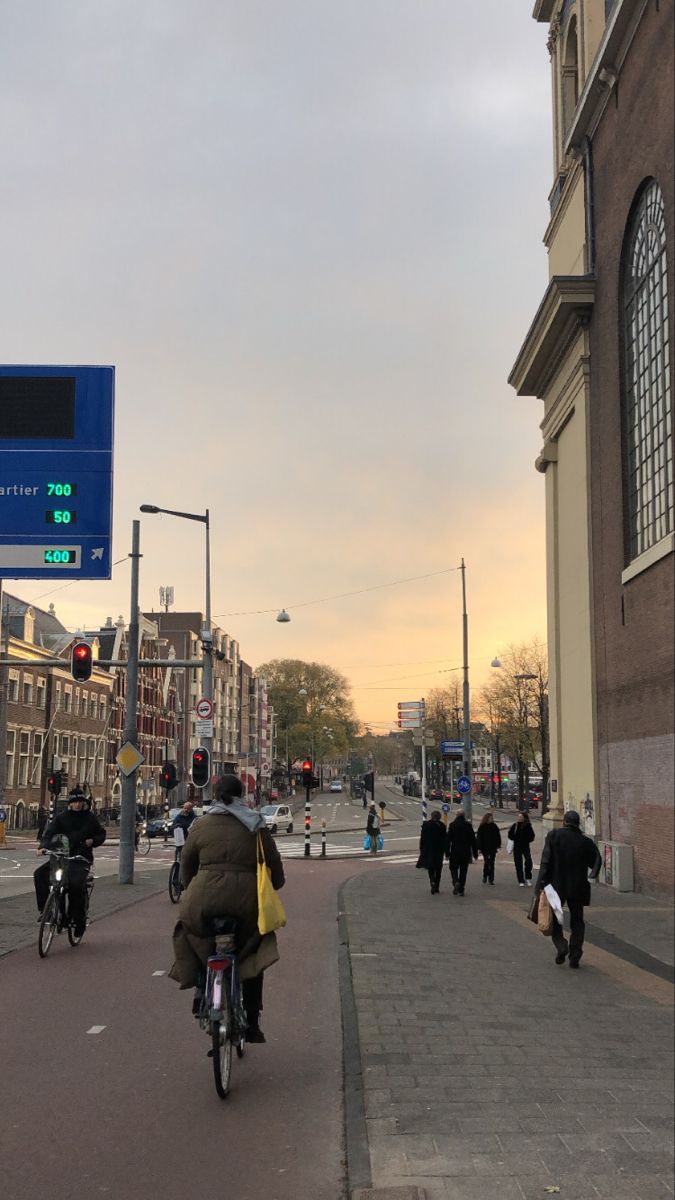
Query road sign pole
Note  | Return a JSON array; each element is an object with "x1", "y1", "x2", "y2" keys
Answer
[
  {"x1": 119, "y1": 520, "x2": 141, "y2": 884},
  {"x1": 421, "y1": 717, "x2": 427, "y2": 824},
  {"x1": 460, "y1": 558, "x2": 472, "y2": 823},
  {"x1": 202, "y1": 509, "x2": 213, "y2": 807}
]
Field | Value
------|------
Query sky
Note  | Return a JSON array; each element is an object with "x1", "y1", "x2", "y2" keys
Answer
[{"x1": 1, "y1": 1, "x2": 552, "y2": 729}]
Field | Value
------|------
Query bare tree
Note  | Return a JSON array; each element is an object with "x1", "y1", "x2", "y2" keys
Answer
[{"x1": 475, "y1": 639, "x2": 549, "y2": 809}]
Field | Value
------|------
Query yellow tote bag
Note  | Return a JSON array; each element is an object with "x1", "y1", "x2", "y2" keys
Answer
[{"x1": 257, "y1": 832, "x2": 287, "y2": 935}]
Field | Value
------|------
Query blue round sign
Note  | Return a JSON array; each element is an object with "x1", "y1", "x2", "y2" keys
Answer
[
  {"x1": 441, "y1": 803, "x2": 449, "y2": 813},
  {"x1": 0, "y1": 807, "x2": 7, "y2": 823},
  {"x1": 457, "y1": 775, "x2": 472, "y2": 795}
]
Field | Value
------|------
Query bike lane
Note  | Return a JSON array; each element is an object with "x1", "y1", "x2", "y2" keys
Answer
[{"x1": 2, "y1": 857, "x2": 366, "y2": 1200}]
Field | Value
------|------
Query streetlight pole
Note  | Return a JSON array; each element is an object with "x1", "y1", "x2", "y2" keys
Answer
[
  {"x1": 119, "y1": 520, "x2": 141, "y2": 884},
  {"x1": 460, "y1": 558, "x2": 472, "y2": 822},
  {"x1": 140, "y1": 504, "x2": 213, "y2": 807}
]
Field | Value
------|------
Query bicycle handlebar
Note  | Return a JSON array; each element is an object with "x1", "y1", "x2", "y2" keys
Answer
[{"x1": 43, "y1": 850, "x2": 91, "y2": 863}]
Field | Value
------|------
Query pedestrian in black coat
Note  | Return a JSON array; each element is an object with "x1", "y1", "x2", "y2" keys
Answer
[
  {"x1": 476, "y1": 811, "x2": 502, "y2": 885},
  {"x1": 507, "y1": 811, "x2": 535, "y2": 887},
  {"x1": 445, "y1": 811, "x2": 478, "y2": 896},
  {"x1": 36, "y1": 805, "x2": 49, "y2": 840},
  {"x1": 537, "y1": 809, "x2": 602, "y2": 968},
  {"x1": 416, "y1": 811, "x2": 447, "y2": 894}
]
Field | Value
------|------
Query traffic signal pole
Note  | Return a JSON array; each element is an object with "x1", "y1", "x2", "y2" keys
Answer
[{"x1": 119, "y1": 520, "x2": 141, "y2": 884}]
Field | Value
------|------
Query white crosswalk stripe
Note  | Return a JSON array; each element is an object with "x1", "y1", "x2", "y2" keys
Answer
[{"x1": 279, "y1": 841, "x2": 419, "y2": 864}]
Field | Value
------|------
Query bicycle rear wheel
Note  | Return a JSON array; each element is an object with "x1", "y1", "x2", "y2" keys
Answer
[
  {"x1": 38, "y1": 892, "x2": 59, "y2": 958},
  {"x1": 168, "y1": 861, "x2": 182, "y2": 904},
  {"x1": 136, "y1": 834, "x2": 150, "y2": 857},
  {"x1": 211, "y1": 993, "x2": 233, "y2": 1099}
]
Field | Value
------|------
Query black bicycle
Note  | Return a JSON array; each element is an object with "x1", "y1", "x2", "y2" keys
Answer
[
  {"x1": 168, "y1": 845, "x2": 183, "y2": 904},
  {"x1": 196, "y1": 918, "x2": 247, "y2": 1099},
  {"x1": 38, "y1": 849, "x2": 95, "y2": 958}
]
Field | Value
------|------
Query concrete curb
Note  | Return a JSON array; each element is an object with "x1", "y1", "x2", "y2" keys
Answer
[{"x1": 338, "y1": 876, "x2": 372, "y2": 1198}]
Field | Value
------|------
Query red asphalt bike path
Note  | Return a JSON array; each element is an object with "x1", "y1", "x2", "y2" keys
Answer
[{"x1": 2, "y1": 857, "x2": 368, "y2": 1200}]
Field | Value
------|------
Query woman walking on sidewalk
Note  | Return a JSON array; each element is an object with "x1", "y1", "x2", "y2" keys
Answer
[
  {"x1": 476, "y1": 811, "x2": 501, "y2": 885},
  {"x1": 416, "y1": 810, "x2": 446, "y2": 893},
  {"x1": 508, "y1": 811, "x2": 535, "y2": 887}
]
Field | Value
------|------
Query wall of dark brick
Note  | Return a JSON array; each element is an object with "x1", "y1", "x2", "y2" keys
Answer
[{"x1": 589, "y1": 0, "x2": 675, "y2": 896}]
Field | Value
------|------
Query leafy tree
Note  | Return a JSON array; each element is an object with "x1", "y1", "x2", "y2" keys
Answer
[{"x1": 256, "y1": 658, "x2": 358, "y2": 765}]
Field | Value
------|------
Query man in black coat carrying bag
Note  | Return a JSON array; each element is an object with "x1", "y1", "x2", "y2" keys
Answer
[{"x1": 537, "y1": 809, "x2": 602, "y2": 968}]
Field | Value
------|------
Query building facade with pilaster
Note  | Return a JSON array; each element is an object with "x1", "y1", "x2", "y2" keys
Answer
[{"x1": 510, "y1": 0, "x2": 674, "y2": 894}]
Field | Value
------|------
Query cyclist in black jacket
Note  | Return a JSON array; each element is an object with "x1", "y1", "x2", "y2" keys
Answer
[{"x1": 34, "y1": 788, "x2": 106, "y2": 935}]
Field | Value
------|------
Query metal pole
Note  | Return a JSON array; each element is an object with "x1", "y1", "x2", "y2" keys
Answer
[
  {"x1": 304, "y1": 783, "x2": 311, "y2": 857},
  {"x1": 202, "y1": 508, "x2": 213, "y2": 807},
  {"x1": 321, "y1": 818, "x2": 326, "y2": 858},
  {"x1": 460, "y1": 558, "x2": 472, "y2": 823},
  {"x1": 421, "y1": 714, "x2": 428, "y2": 823},
  {"x1": 119, "y1": 521, "x2": 141, "y2": 884}
]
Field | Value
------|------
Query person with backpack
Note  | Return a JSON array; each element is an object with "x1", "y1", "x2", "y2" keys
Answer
[{"x1": 366, "y1": 804, "x2": 381, "y2": 856}]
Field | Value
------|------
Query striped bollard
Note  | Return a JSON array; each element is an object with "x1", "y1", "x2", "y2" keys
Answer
[
  {"x1": 304, "y1": 785, "x2": 311, "y2": 858},
  {"x1": 321, "y1": 819, "x2": 326, "y2": 858}
]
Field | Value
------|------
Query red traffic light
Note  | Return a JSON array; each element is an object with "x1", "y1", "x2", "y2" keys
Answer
[
  {"x1": 302, "y1": 760, "x2": 312, "y2": 771},
  {"x1": 191, "y1": 747, "x2": 210, "y2": 788},
  {"x1": 71, "y1": 640, "x2": 93, "y2": 682}
]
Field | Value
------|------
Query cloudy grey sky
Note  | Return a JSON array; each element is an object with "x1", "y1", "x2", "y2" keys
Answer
[{"x1": 1, "y1": 2, "x2": 552, "y2": 724}]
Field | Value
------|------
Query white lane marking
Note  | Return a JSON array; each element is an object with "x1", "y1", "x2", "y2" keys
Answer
[
  {"x1": 87, "y1": 1026, "x2": 107, "y2": 1035},
  {"x1": 152, "y1": 970, "x2": 166, "y2": 976}
]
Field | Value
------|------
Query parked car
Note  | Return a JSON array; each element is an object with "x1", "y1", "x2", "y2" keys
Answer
[
  {"x1": 329, "y1": 779, "x2": 343, "y2": 793},
  {"x1": 146, "y1": 817, "x2": 170, "y2": 838},
  {"x1": 259, "y1": 803, "x2": 294, "y2": 835}
]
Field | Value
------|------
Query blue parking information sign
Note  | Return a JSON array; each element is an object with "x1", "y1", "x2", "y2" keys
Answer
[{"x1": 0, "y1": 366, "x2": 114, "y2": 579}]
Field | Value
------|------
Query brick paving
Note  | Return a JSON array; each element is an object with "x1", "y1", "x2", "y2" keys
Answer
[
  {"x1": 342, "y1": 862, "x2": 674, "y2": 1200},
  {"x1": 0, "y1": 869, "x2": 168, "y2": 958}
]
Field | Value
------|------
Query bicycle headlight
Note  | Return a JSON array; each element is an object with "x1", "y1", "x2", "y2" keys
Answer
[{"x1": 55, "y1": 868, "x2": 63, "y2": 882}]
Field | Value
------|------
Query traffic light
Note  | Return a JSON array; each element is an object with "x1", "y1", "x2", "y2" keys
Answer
[
  {"x1": 301, "y1": 759, "x2": 313, "y2": 788},
  {"x1": 191, "y1": 747, "x2": 210, "y2": 788},
  {"x1": 363, "y1": 771, "x2": 374, "y2": 794},
  {"x1": 47, "y1": 770, "x2": 62, "y2": 794},
  {"x1": 160, "y1": 762, "x2": 178, "y2": 791},
  {"x1": 71, "y1": 640, "x2": 93, "y2": 682}
]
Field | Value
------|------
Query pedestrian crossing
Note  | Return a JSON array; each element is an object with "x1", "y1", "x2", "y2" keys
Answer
[{"x1": 279, "y1": 839, "x2": 419, "y2": 864}]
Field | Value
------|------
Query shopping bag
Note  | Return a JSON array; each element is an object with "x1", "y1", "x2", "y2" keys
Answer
[
  {"x1": 507, "y1": 838, "x2": 514, "y2": 856},
  {"x1": 537, "y1": 888, "x2": 555, "y2": 936},
  {"x1": 363, "y1": 834, "x2": 372, "y2": 851},
  {"x1": 257, "y1": 833, "x2": 287, "y2": 935},
  {"x1": 526, "y1": 891, "x2": 540, "y2": 924},
  {"x1": 376, "y1": 834, "x2": 384, "y2": 851}
]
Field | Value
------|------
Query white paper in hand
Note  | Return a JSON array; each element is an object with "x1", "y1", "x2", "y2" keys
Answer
[
  {"x1": 507, "y1": 838, "x2": 514, "y2": 856},
  {"x1": 544, "y1": 884, "x2": 564, "y2": 925}
]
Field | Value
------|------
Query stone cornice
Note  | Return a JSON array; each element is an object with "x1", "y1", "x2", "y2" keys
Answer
[
  {"x1": 564, "y1": 0, "x2": 650, "y2": 153},
  {"x1": 508, "y1": 275, "x2": 595, "y2": 399},
  {"x1": 533, "y1": 0, "x2": 557, "y2": 22}
]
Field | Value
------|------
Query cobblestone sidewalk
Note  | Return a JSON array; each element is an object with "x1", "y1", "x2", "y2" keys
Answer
[{"x1": 342, "y1": 863, "x2": 674, "y2": 1200}]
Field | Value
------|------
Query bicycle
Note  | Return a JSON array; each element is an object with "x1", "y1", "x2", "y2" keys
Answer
[
  {"x1": 168, "y1": 843, "x2": 183, "y2": 904},
  {"x1": 135, "y1": 823, "x2": 150, "y2": 857},
  {"x1": 38, "y1": 849, "x2": 95, "y2": 958},
  {"x1": 196, "y1": 918, "x2": 247, "y2": 1099}
]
